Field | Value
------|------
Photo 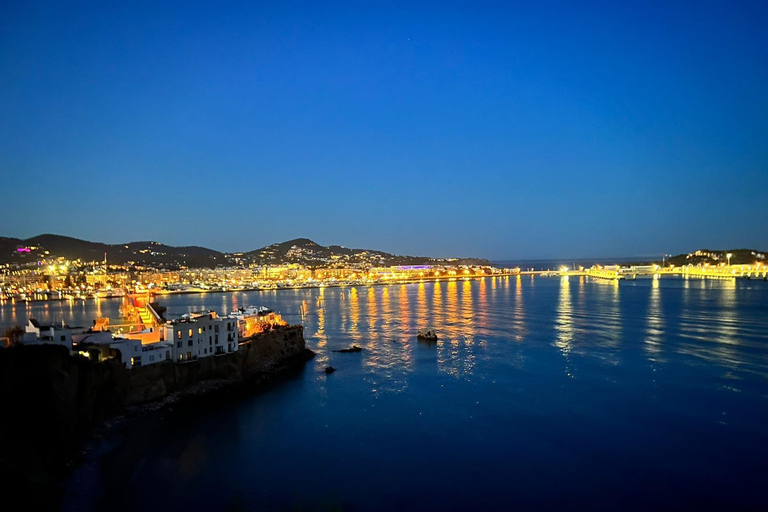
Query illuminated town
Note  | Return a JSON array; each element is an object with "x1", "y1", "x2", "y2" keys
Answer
[
  {"x1": 3, "y1": 2, "x2": 768, "y2": 510},
  {"x1": 0, "y1": 259, "x2": 513, "y2": 301},
  {"x1": 2, "y1": 248, "x2": 767, "y2": 302}
]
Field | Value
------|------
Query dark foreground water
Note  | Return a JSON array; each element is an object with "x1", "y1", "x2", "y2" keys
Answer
[{"x1": 11, "y1": 276, "x2": 768, "y2": 511}]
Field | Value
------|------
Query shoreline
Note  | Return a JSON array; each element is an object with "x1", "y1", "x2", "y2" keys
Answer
[
  {"x1": 0, "y1": 326, "x2": 313, "y2": 509},
  {"x1": 62, "y1": 346, "x2": 315, "y2": 511},
  {"x1": 0, "y1": 272, "x2": 520, "y2": 305}
]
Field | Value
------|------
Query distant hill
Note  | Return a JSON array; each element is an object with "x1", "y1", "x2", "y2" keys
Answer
[
  {"x1": 1, "y1": 234, "x2": 225, "y2": 268},
  {"x1": 667, "y1": 248, "x2": 766, "y2": 267},
  {"x1": 0, "y1": 234, "x2": 489, "y2": 269},
  {"x1": 243, "y1": 238, "x2": 489, "y2": 268}
]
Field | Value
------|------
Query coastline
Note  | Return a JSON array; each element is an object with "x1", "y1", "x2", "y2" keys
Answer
[
  {"x1": 0, "y1": 325, "x2": 314, "y2": 510},
  {"x1": 0, "y1": 272, "x2": 520, "y2": 305}
]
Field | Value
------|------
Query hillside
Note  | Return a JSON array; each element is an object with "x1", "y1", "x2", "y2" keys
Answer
[
  {"x1": 2, "y1": 234, "x2": 225, "y2": 268},
  {"x1": 0, "y1": 234, "x2": 489, "y2": 269},
  {"x1": 245, "y1": 238, "x2": 432, "y2": 268},
  {"x1": 667, "y1": 249, "x2": 766, "y2": 267}
]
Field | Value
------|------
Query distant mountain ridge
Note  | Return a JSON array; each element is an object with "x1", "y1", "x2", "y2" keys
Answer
[
  {"x1": 667, "y1": 248, "x2": 766, "y2": 267},
  {"x1": 0, "y1": 234, "x2": 489, "y2": 269},
  {"x1": 0, "y1": 234, "x2": 224, "y2": 268}
]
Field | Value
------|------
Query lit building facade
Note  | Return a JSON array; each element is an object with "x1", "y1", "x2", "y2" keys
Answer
[{"x1": 163, "y1": 311, "x2": 239, "y2": 362}]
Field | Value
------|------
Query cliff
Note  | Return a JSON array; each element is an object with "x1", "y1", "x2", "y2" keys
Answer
[
  {"x1": 125, "y1": 324, "x2": 307, "y2": 404},
  {"x1": 0, "y1": 325, "x2": 309, "y2": 508}
]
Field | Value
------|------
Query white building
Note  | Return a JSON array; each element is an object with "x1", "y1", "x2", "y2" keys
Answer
[
  {"x1": 22, "y1": 318, "x2": 76, "y2": 350},
  {"x1": 135, "y1": 341, "x2": 173, "y2": 367},
  {"x1": 163, "y1": 310, "x2": 238, "y2": 362},
  {"x1": 72, "y1": 330, "x2": 171, "y2": 369}
]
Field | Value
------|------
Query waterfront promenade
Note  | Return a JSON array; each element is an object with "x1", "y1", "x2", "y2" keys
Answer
[{"x1": 549, "y1": 264, "x2": 768, "y2": 281}]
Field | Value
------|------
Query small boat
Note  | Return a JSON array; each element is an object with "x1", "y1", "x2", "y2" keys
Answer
[{"x1": 417, "y1": 329, "x2": 438, "y2": 341}]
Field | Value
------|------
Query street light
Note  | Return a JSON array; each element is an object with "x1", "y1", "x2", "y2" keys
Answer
[{"x1": 727, "y1": 253, "x2": 733, "y2": 266}]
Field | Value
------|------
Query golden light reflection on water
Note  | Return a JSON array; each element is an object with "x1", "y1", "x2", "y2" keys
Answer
[
  {"x1": 349, "y1": 288, "x2": 360, "y2": 340},
  {"x1": 358, "y1": 285, "x2": 416, "y2": 394},
  {"x1": 436, "y1": 279, "x2": 477, "y2": 378},
  {"x1": 645, "y1": 278, "x2": 665, "y2": 361},
  {"x1": 433, "y1": 280, "x2": 443, "y2": 324},
  {"x1": 315, "y1": 288, "x2": 327, "y2": 358},
  {"x1": 398, "y1": 284, "x2": 410, "y2": 338},
  {"x1": 367, "y1": 287, "x2": 377, "y2": 344},
  {"x1": 416, "y1": 282, "x2": 428, "y2": 331},
  {"x1": 555, "y1": 276, "x2": 575, "y2": 377},
  {"x1": 594, "y1": 279, "x2": 622, "y2": 350},
  {"x1": 478, "y1": 278, "x2": 488, "y2": 315},
  {"x1": 676, "y1": 278, "x2": 746, "y2": 379},
  {"x1": 7, "y1": 275, "x2": 767, "y2": 398},
  {"x1": 716, "y1": 280, "x2": 739, "y2": 349},
  {"x1": 598, "y1": 280, "x2": 622, "y2": 367},
  {"x1": 397, "y1": 284, "x2": 413, "y2": 368},
  {"x1": 512, "y1": 275, "x2": 526, "y2": 342},
  {"x1": 461, "y1": 280, "x2": 474, "y2": 335},
  {"x1": 380, "y1": 286, "x2": 393, "y2": 341}
]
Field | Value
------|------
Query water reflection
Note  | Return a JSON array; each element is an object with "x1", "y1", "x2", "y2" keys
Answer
[
  {"x1": 555, "y1": 276, "x2": 574, "y2": 377},
  {"x1": 645, "y1": 278, "x2": 665, "y2": 362},
  {"x1": 4, "y1": 278, "x2": 768, "y2": 391},
  {"x1": 416, "y1": 283, "x2": 428, "y2": 333},
  {"x1": 436, "y1": 280, "x2": 477, "y2": 378},
  {"x1": 367, "y1": 287, "x2": 377, "y2": 344},
  {"x1": 314, "y1": 288, "x2": 328, "y2": 360},
  {"x1": 349, "y1": 289, "x2": 360, "y2": 341},
  {"x1": 433, "y1": 281, "x2": 443, "y2": 328},
  {"x1": 397, "y1": 285, "x2": 410, "y2": 338},
  {"x1": 676, "y1": 278, "x2": 747, "y2": 379},
  {"x1": 358, "y1": 285, "x2": 415, "y2": 394}
]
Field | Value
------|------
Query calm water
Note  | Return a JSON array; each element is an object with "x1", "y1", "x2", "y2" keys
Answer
[{"x1": 13, "y1": 276, "x2": 768, "y2": 511}]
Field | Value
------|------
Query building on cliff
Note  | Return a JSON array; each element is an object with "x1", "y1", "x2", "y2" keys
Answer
[
  {"x1": 163, "y1": 311, "x2": 239, "y2": 362},
  {"x1": 21, "y1": 318, "x2": 76, "y2": 349},
  {"x1": 229, "y1": 306, "x2": 288, "y2": 338},
  {"x1": 73, "y1": 330, "x2": 172, "y2": 369},
  {"x1": 17, "y1": 309, "x2": 240, "y2": 368}
]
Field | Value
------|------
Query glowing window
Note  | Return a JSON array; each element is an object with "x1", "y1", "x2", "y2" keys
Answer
[{"x1": 188, "y1": 328, "x2": 193, "y2": 337}]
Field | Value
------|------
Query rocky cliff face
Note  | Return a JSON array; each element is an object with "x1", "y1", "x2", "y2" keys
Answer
[
  {"x1": 126, "y1": 325, "x2": 307, "y2": 404},
  {"x1": 0, "y1": 325, "x2": 308, "y2": 508}
]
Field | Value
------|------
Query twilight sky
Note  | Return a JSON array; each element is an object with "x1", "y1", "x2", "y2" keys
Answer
[{"x1": 1, "y1": 1, "x2": 766, "y2": 259}]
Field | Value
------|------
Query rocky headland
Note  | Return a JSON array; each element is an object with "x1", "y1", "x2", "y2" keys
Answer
[{"x1": 0, "y1": 325, "x2": 312, "y2": 509}]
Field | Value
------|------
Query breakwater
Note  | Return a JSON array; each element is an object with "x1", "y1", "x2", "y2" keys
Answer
[{"x1": 0, "y1": 325, "x2": 309, "y2": 508}]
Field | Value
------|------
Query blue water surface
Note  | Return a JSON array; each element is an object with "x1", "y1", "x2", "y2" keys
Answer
[{"x1": 40, "y1": 276, "x2": 768, "y2": 510}]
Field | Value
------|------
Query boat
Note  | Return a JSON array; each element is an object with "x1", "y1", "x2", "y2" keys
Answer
[
  {"x1": 417, "y1": 329, "x2": 438, "y2": 341},
  {"x1": 231, "y1": 305, "x2": 272, "y2": 318}
]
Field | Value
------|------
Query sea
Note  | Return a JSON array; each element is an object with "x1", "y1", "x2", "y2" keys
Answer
[{"x1": 3, "y1": 273, "x2": 768, "y2": 511}]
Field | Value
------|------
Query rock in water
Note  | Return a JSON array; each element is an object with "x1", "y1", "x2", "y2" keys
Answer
[
  {"x1": 325, "y1": 366, "x2": 336, "y2": 374},
  {"x1": 332, "y1": 345, "x2": 362, "y2": 353}
]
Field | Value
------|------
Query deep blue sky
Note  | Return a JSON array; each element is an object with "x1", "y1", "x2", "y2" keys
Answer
[{"x1": 1, "y1": 1, "x2": 766, "y2": 259}]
